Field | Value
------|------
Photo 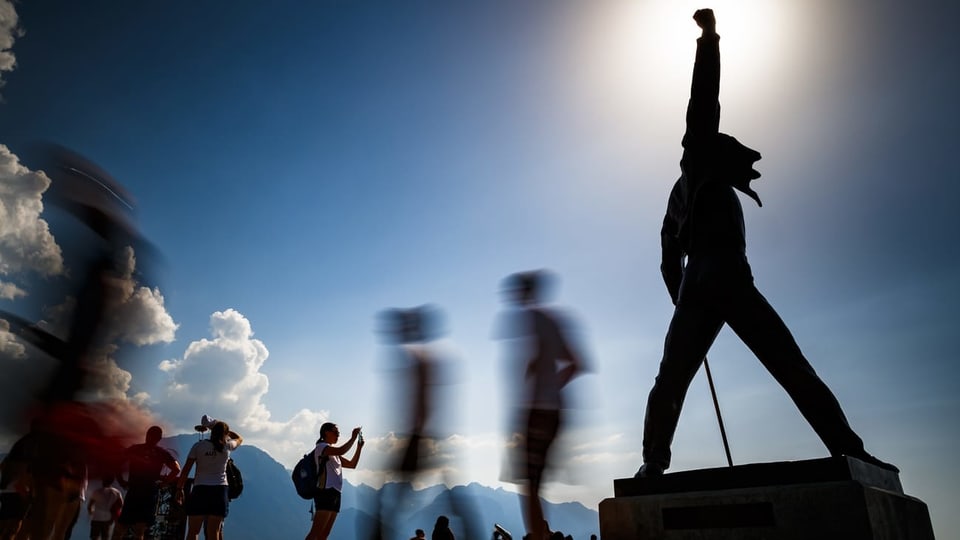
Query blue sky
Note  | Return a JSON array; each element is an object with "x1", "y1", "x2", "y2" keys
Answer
[{"x1": 1, "y1": 0, "x2": 958, "y2": 536}]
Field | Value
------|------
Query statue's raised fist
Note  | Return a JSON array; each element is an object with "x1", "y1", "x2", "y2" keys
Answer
[{"x1": 693, "y1": 9, "x2": 716, "y2": 33}]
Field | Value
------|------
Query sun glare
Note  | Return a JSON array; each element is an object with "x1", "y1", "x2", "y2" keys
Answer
[
  {"x1": 573, "y1": 0, "x2": 799, "y2": 127},
  {"x1": 640, "y1": 0, "x2": 793, "y2": 96}
]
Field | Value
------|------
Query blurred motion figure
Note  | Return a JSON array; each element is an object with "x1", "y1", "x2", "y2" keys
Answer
[
  {"x1": 496, "y1": 271, "x2": 587, "y2": 540},
  {"x1": 0, "y1": 146, "x2": 161, "y2": 540},
  {"x1": 373, "y1": 305, "x2": 481, "y2": 540}
]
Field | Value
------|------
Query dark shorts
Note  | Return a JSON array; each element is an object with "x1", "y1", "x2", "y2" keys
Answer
[
  {"x1": 90, "y1": 520, "x2": 113, "y2": 540},
  {"x1": 525, "y1": 408, "x2": 561, "y2": 483},
  {"x1": 0, "y1": 492, "x2": 29, "y2": 520},
  {"x1": 118, "y1": 488, "x2": 160, "y2": 525},
  {"x1": 186, "y1": 485, "x2": 229, "y2": 517},
  {"x1": 313, "y1": 488, "x2": 341, "y2": 513}
]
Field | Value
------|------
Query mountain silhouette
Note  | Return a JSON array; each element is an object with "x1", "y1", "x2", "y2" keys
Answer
[{"x1": 58, "y1": 434, "x2": 598, "y2": 539}]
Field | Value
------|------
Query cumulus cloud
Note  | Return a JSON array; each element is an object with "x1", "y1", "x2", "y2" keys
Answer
[
  {"x1": 79, "y1": 345, "x2": 149, "y2": 404},
  {"x1": 156, "y1": 309, "x2": 332, "y2": 467},
  {"x1": 0, "y1": 1, "x2": 21, "y2": 92},
  {"x1": 106, "y1": 247, "x2": 177, "y2": 346},
  {"x1": 39, "y1": 246, "x2": 177, "y2": 348},
  {"x1": 0, "y1": 318, "x2": 24, "y2": 359},
  {"x1": 0, "y1": 145, "x2": 64, "y2": 283}
]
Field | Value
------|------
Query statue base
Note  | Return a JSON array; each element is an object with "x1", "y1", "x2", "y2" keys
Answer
[{"x1": 599, "y1": 457, "x2": 933, "y2": 539}]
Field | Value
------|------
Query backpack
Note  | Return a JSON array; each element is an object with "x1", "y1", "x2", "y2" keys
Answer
[
  {"x1": 226, "y1": 458, "x2": 243, "y2": 500},
  {"x1": 292, "y1": 449, "x2": 328, "y2": 500}
]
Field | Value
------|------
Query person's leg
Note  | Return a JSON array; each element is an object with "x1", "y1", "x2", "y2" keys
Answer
[
  {"x1": 522, "y1": 493, "x2": 547, "y2": 540},
  {"x1": 185, "y1": 515, "x2": 204, "y2": 540},
  {"x1": 642, "y1": 302, "x2": 724, "y2": 471},
  {"x1": 10, "y1": 504, "x2": 30, "y2": 540},
  {"x1": 28, "y1": 484, "x2": 55, "y2": 540},
  {"x1": 54, "y1": 491, "x2": 81, "y2": 540},
  {"x1": 306, "y1": 511, "x2": 335, "y2": 540},
  {"x1": 723, "y1": 284, "x2": 869, "y2": 457},
  {"x1": 524, "y1": 409, "x2": 559, "y2": 539},
  {"x1": 305, "y1": 508, "x2": 329, "y2": 540},
  {"x1": 205, "y1": 516, "x2": 224, "y2": 540},
  {"x1": 0, "y1": 520, "x2": 18, "y2": 540},
  {"x1": 110, "y1": 522, "x2": 128, "y2": 540},
  {"x1": 317, "y1": 511, "x2": 337, "y2": 540},
  {"x1": 0, "y1": 493, "x2": 28, "y2": 540},
  {"x1": 92, "y1": 521, "x2": 110, "y2": 540}
]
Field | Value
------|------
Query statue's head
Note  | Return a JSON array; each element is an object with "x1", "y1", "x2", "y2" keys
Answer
[
  {"x1": 715, "y1": 133, "x2": 761, "y2": 180},
  {"x1": 714, "y1": 133, "x2": 763, "y2": 205}
]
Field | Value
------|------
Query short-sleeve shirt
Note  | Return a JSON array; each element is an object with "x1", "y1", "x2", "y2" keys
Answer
[
  {"x1": 187, "y1": 439, "x2": 239, "y2": 486},
  {"x1": 90, "y1": 486, "x2": 123, "y2": 521},
  {"x1": 124, "y1": 444, "x2": 178, "y2": 491},
  {"x1": 314, "y1": 442, "x2": 343, "y2": 492}
]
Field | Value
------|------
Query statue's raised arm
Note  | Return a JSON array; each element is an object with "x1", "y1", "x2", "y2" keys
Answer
[{"x1": 684, "y1": 9, "x2": 720, "y2": 146}]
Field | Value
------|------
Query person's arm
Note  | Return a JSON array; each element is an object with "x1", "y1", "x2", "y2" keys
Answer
[
  {"x1": 321, "y1": 427, "x2": 361, "y2": 457},
  {"x1": 174, "y1": 457, "x2": 194, "y2": 505},
  {"x1": 227, "y1": 430, "x2": 243, "y2": 448},
  {"x1": 110, "y1": 494, "x2": 123, "y2": 521},
  {"x1": 116, "y1": 453, "x2": 129, "y2": 490},
  {"x1": 163, "y1": 453, "x2": 182, "y2": 484},
  {"x1": 661, "y1": 181, "x2": 686, "y2": 305},
  {"x1": 556, "y1": 326, "x2": 586, "y2": 389},
  {"x1": 176, "y1": 457, "x2": 195, "y2": 490},
  {"x1": 683, "y1": 9, "x2": 720, "y2": 145},
  {"x1": 341, "y1": 435, "x2": 365, "y2": 469},
  {"x1": 87, "y1": 495, "x2": 95, "y2": 515}
]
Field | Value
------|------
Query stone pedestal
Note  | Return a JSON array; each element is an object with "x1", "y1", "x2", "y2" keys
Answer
[{"x1": 599, "y1": 457, "x2": 934, "y2": 539}]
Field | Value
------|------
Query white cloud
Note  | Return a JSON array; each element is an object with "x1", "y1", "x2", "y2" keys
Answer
[
  {"x1": 0, "y1": 318, "x2": 24, "y2": 359},
  {"x1": 0, "y1": 1, "x2": 21, "y2": 91},
  {"x1": 0, "y1": 145, "x2": 64, "y2": 283},
  {"x1": 106, "y1": 247, "x2": 177, "y2": 346},
  {"x1": 0, "y1": 279, "x2": 25, "y2": 299},
  {"x1": 79, "y1": 345, "x2": 138, "y2": 402},
  {"x1": 155, "y1": 309, "x2": 333, "y2": 468},
  {"x1": 38, "y1": 247, "x2": 177, "y2": 349}
]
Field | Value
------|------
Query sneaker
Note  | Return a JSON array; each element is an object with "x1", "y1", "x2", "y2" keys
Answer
[
  {"x1": 849, "y1": 452, "x2": 899, "y2": 473},
  {"x1": 634, "y1": 463, "x2": 664, "y2": 478}
]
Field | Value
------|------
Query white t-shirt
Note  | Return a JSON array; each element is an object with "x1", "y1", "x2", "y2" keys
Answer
[
  {"x1": 314, "y1": 442, "x2": 343, "y2": 492},
  {"x1": 89, "y1": 486, "x2": 123, "y2": 522},
  {"x1": 188, "y1": 439, "x2": 239, "y2": 486}
]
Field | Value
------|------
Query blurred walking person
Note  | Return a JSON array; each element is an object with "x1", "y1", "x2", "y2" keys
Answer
[
  {"x1": 495, "y1": 271, "x2": 587, "y2": 540},
  {"x1": 374, "y1": 306, "x2": 482, "y2": 540}
]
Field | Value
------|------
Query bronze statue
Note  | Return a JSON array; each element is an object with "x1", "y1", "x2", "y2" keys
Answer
[{"x1": 636, "y1": 9, "x2": 897, "y2": 478}]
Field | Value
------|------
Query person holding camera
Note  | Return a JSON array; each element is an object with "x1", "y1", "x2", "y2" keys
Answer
[{"x1": 304, "y1": 422, "x2": 363, "y2": 540}]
